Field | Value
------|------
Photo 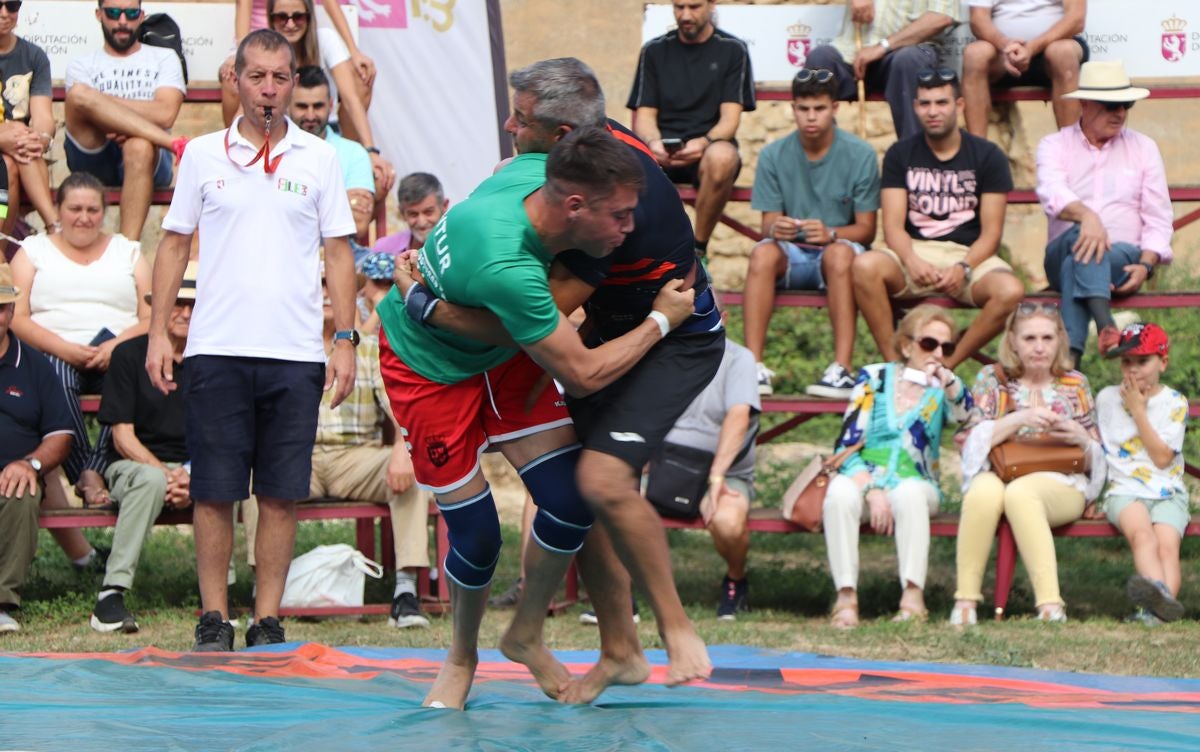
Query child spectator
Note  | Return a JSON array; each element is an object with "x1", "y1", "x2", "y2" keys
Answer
[{"x1": 1095, "y1": 323, "x2": 1188, "y2": 624}]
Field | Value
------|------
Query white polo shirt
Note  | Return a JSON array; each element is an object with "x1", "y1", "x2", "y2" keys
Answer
[{"x1": 163, "y1": 117, "x2": 355, "y2": 363}]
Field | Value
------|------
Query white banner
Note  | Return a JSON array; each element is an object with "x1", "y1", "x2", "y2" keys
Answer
[
  {"x1": 352, "y1": 0, "x2": 507, "y2": 204},
  {"x1": 20, "y1": 1, "x2": 357, "y2": 84},
  {"x1": 644, "y1": 1, "x2": 1200, "y2": 82}
]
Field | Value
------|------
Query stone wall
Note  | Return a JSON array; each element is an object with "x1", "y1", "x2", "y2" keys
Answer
[{"x1": 500, "y1": 0, "x2": 1200, "y2": 290}]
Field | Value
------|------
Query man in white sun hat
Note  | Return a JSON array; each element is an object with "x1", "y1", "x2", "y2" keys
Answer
[{"x1": 1035, "y1": 60, "x2": 1172, "y2": 364}]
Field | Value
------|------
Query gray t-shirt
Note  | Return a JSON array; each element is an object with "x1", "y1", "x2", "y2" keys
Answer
[
  {"x1": 751, "y1": 127, "x2": 881, "y2": 227},
  {"x1": 0, "y1": 37, "x2": 51, "y2": 123},
  {"x1": 664, "y1": 339, "x2": 761, "y2": 481}
]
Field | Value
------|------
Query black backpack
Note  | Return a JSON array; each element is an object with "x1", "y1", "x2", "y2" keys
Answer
[{"x1": 139, "y1": 13, "x2": 188, "y2": 85}]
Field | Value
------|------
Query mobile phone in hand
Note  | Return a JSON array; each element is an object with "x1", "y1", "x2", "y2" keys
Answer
[
  {"x1": 89, "y1": 328, "x2": 116, "y2": 347},
  {"x1": 661, "y1": 137, "x2": 683, "y2": 154}
]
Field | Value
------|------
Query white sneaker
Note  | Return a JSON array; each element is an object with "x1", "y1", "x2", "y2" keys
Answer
[
  {"x1": 805, "y1": 363, "x2": 856, "y2": 399},
  {"x1": 755, "y1": 362, "x2": 775, "y2": 396},
  {"x1": 0, "y1": 610, "x2": 20, "y2": 632}
]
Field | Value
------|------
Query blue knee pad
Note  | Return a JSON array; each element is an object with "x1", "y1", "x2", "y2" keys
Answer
[
  {"x1": 520, "y1": 444, "x2": 593, "y2": 554},
  {"x1": 438, "y1": 486, "x2": 502, "y2": 590}
]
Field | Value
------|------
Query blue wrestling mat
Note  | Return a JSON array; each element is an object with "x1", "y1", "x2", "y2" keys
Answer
[{"x1": 1, "y1": 645, "x2": 1198, "y2": 750}]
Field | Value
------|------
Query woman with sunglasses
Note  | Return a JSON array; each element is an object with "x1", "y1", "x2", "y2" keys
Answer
[
  {"x1": 823, "y1": 306, "x2": 970, "y2": 628},
  {"x1": 951, "y1": 303, "x2": 1105, "y2": 625}
]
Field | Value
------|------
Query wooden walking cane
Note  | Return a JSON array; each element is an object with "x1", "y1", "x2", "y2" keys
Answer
[{"x1": 854, "y1": 23, "x2": 866, "y2": 137}]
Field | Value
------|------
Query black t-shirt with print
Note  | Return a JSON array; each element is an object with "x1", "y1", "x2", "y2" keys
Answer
[
  {"x1": 881, "y1": 130, "x2": 1013, "y2": 247},
  {"x1": 99, "y1": 335, "x2": 188, "y2": 465}
]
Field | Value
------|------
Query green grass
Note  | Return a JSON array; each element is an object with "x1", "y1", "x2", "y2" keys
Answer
[{"x1": 6, "y1": 521, "x2": 1200, "y2": 679}]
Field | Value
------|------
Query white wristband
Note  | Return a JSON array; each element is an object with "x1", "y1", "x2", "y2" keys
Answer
[{"x1": 647, "y1": 310, "x2": 670, "y2": 338}]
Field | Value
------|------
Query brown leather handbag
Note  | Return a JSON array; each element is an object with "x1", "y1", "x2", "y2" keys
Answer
[
  {"x1": 986, "y1": 368, "x2": 1086, "y2": 482},
  {"x1": 780, "y1": 442, "x2": 864, "y2": 531}
]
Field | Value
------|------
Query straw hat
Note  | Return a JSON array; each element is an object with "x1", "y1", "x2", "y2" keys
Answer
[
  {"x1": 1063, "y1": 60, "x2": 1150, "y2": 102},
  {"x1": 0, "y1": 263, "x2": 20, "y2": 304},
  {"x1": 144, "y1": 261, "x2": 199, "y2": 304}
]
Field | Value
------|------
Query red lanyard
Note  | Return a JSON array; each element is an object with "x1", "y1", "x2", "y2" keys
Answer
[{"x1": 224, "y1": 116, "x2": 283, "y2": 174}]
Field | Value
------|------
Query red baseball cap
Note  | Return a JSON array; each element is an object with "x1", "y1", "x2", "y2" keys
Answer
[{"x1": 1107, "y1": 323, "x2": 1169, "y2": 358}]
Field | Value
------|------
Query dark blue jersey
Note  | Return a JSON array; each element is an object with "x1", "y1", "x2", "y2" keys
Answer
[{"x1": 558, "y1": 119, "x2": 719, "y2": 341}]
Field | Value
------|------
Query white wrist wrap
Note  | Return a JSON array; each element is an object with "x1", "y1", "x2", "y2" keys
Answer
[{"x1": 647, "y1": 310, "x2": 670, "y2": 338}]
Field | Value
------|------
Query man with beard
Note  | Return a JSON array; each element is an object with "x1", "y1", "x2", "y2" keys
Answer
[
  {"x1": 627, "y1": 0, "x2": 754, "y2": 258},
  {"x1": 289, "y1": 66, "x2": 375, "y2": 245},
  {"x1": 851, "y1": 69, "x2": 1022, "y2": 368},
  {"x1": 396, "y1": 58, "x2": 723, "y2": 702},
  {"x1": 64, "y1": 0, "x2": 187, "y2": 241}
]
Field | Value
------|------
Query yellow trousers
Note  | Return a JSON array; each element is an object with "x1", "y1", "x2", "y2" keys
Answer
[{"x1": 955, "y1": 472, "x2": 1084, "y2": 608}]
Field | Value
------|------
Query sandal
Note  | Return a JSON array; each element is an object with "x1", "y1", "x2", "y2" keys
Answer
[
  {"x1": 949, "y1": 605, "x2": 977, "y2": 627},
  {"x1": 892, "y1": 607, "x2": 928, "y2": 623},
  {"x1": 830, "y1": 604, "x2": 859, "y2": 630}
]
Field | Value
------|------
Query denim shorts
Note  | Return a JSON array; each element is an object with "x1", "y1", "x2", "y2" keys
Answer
[
  {"x1": 771, "y1": 239, "x2": 866, "y2": 291},
  {"x1": 64, "y1": 134, "x2": 173, "y2": 189},
  {"x1": 183, "y1": 355, "x2": 323, "y2": 502},
  {"x1": 1105, "y1": 491, "x2": 1190, "y2": 538}
]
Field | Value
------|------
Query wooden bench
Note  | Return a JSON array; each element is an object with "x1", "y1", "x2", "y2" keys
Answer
[{"x1": 754, "y1": 83, "x2": 1200, "y2": 103}]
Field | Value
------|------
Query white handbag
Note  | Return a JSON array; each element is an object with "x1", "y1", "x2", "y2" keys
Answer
[{"x1": 280, "y1": 544, "x2": 384, "y2": 608}]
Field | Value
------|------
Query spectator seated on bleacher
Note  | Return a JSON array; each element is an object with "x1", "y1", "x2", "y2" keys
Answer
[
  {"x1": 644, "y1": 332, "x2": 760, "y2": 621},
  {"x1": 803, "y1": 0, "x2": 959, "y2": 140},
  {"x1": 243, "y1": 271, "x2": 431, "y2": 629},
  {"x1": 1035, "y1": 60, "x2": 1172, "y2": 363},
  {"x1": 357, "y1": 251, "x2": 393, "y2": 335},
  {"x1": 962, "y1": 0, "x2": 1087, "y2": 137},
  {"x1": 951, "y1": 303, "x2": 1104, "y2": 626},
  {"x1": 64, "y1": 0, "x2": 187, "y2": 242},
  {"x1": 0, "y1": 2, "x2": 58, "y2": 234},
  {"x1": 0, "y1": 262, "x2": 74, "y2": 634},
  {"x1": 374, "y1": 172, "x2": 450, "y2": 256},
  {"x1": 742, "y1": 69, "x2": 879, "y2": 399},
  {"x1": 268, "y1": 0, "x2": 394, "y2": 199},
  {"x1": 626, "y1": 0, "x2": 755, "y2": 258},
  {"x1": 90, "y1": 262, "x2": 200, "y2": 634},
  {"x1": 823, "y1": 306, "x2": 970, "y2": 629},
  {"x1": 289, "y1": 66, "x2": 374, "y2": 255},
  {"x1": 853, "y1": 69, "x2": 1024, "y2": 369},
  {"x1": 9, "y1": 173, "x2": 149, "y2": 571},
  {"x1": 1095, "y1": 323, "x2": 1188, "y2": 625}
]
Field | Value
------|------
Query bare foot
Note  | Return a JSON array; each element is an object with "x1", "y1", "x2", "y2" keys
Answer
[
  {"x1": 423, "y1": 650, "x2": 478, "y2": 710},
  {"x1": 500, "y1": 632, "x2": 571, "y2": 700},
  {"x1": 560, "y1": 652, "x2": 651, "y2": 704},
  {"x1": 662, "y1": 627, "x2": 711, "y2": 686}
]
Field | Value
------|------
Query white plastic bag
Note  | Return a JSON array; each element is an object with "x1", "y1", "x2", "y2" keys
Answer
[{"x1": 280, "y1": 544, "x2": 384, "y2": 608}]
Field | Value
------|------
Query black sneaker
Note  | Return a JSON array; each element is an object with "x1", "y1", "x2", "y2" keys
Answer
[
  {"x1": 192, "y1": 610, "x2": 235, "y2": 652},
  {"x1": 245, "y1": 616, "x2": 286, "y2": 648},
  {"x1": 72, "y1": 545, "x2": 111, "y2": 574},
  {"x1": 90, "y1": 592, "x2": 138, "y2": 634},
  {"x1": 1126, "y1": 574, "x2": 1185, "y2": 622},
  {"x1": 487, "y1": 577, "x2": 523, "y2": 608},
  {"x1": 388, "y1": 592, "x2": 430, "y2": 629},
  {"x1": 717, "y1": 576, "x2": 749, "y2": 620}
]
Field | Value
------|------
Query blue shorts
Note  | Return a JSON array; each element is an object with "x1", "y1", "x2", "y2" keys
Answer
[
  {"x1": 183, "y1": 355, "x2": 323, "y2": 502},
  {"x1": 64, "y1": 134, "x2": 173, "y2": 189},
  {"x1": 769, "y1": 239, "x2": 867, "y2": 291}
]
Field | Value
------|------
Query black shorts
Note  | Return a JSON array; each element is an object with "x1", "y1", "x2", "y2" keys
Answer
[
  {"x1": 995, "y1": 35, "x2": 1090, "y2": 89},
  {"x1": 567, "y1": 328, "x2": 725, "y2": 471},
  {"x1": 662, "y1": 138, "x2": 742, "y2": 187},
  {"x1": 183, "y1": 355, "x2": 323, "y2": 502}
]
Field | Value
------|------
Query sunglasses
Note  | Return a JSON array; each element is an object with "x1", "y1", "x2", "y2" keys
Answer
[
  {"x1": 270, "y1": 11, "x2": 310, "y2": 25},
  {"x1": 916, "y1": 336, "x2": 955, "y2": 357},
  {"x1": 917, "y1": 67, "x2": 958, "y2": 85},
  {"x1": 1017, "y1": 301, "x2": 1060, "y2": 316},
  {"x1": 101, "y1": 6, "x2": 142, "y2": 20},
  {"x1": 0, "y1": 1, "x2": 22, "y2": 13},
  {"x1": 794, "y1": 68, "x2": 835, "y2": 84},
  {"x1": 1102, "y1": 101, "x2": 1135, "y2": 112}
]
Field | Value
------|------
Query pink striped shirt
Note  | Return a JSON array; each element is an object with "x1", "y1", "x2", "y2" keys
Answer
[{"x1": 1035, "y1": 123, "x2": 1173, "y2": 262}]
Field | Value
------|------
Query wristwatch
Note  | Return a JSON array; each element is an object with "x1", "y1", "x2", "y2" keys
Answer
[
  {"x1": 956, "y1": 261, "x2": 973, "y2": 281},
  {"x1": 333, "y1": 329, "x2": 361, "y2": 346},
  {"x1": 24, "y1": 457, "x2": 42, "y2": 474},
  {"x1": 878, "y1": 36, "x2": 891, "y2": 51},
  {"x1": 1140, "y1": 262, "x2": 1155, "y2": 279},
  {"x1": 829, "y1": 229, "x2": 839, "y2": 243}
]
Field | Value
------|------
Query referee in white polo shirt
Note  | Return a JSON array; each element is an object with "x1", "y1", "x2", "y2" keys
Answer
[{"x1": 146, "y1": 29, "x2": 358, "y2": 652}]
